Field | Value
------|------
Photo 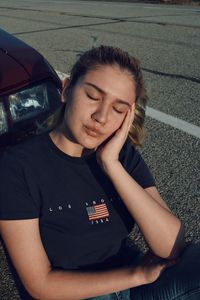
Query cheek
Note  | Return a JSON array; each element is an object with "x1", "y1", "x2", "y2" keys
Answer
[
  {"x1": 65, "y1": 101, "x2": 81, "y2": 124},
  {"x1": 107, "y1": 115, "x2": 125, "y2": 134}
]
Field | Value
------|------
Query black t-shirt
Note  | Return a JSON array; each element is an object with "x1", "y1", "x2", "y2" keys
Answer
[{"x1": 0, "y1": 132, "x2": 155, "y2": 271}]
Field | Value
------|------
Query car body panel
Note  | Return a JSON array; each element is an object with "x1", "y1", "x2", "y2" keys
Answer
[
  {"x1": 0, "y1": 28, "x2": 62, "y2": 96},
  {"x1": 0, "y1": 29, "x2": 62, "y2": 147},
  {"x1": 0, "y1": 49, "x2": 29, "y2": 94}
]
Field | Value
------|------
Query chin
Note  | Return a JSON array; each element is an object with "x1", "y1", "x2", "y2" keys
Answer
[
  {"x1": 81, "y1": 139, "x2": 100, "y2": 150},
  {"x1": 79, "y1": 135, "x2": 104, "y2": 150}
]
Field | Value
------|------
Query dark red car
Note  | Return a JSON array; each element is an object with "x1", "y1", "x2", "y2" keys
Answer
[{"x1": 0, "y1": 29, "x2": 62, "y2": 148}]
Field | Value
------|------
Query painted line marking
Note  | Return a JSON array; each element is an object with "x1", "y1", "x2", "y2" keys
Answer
[
  {"x1": 146, "y1": 107, "x2": 200, "y2": 139},
  {"x1": 56, "y1": 70, "x2": 200, "y2": 139}
]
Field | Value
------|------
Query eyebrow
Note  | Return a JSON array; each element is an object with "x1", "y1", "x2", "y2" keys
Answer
[{"x1": 84, "y1": 82, "x2": 131, "y2": 107}]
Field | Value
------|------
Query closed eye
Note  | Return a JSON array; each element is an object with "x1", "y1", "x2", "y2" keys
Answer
[
  {"x1": 87, "y1": 93, "x2": 99, "y2": 101},
  {"x1": 113, "y1": 107, "x2": 125, "y2": 114}
]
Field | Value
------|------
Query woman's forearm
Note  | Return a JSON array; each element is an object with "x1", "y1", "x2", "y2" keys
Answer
[
  {"x1": 33, "y1": 265, "x2": 141, "y2": 300},
  {"x1": 104, "y1": 161, "x2": 185, "y2": 258}
]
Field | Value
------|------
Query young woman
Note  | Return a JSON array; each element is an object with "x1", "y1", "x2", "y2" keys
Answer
[{"x1": 0, "y1": 46, "x2": 199, "y2": 300}]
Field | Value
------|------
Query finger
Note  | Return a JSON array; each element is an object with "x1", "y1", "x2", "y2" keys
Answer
[
  {"x1": 129, "y1": 103, "x2": 135, "y2": 124},
  {"x1": 116, "y1": 109, "x2": 131, "y2": 136},
  {"x1": 161, "y1": 258, "x2": 179, "y2": 271},
  {"x1": 124, "y1": 105, "x2": 135, "y2": 132},
  {"x1": 115, "y1": 106, "x2": 134, "y2": 140}
]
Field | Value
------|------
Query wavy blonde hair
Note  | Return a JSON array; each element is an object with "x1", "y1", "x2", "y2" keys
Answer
[{"x1": 44, "y1": 45, "x2": 148, "y2": 147}]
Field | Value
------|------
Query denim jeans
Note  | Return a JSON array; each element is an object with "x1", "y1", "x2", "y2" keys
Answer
[{"x1": 86, "y1": 242, "x2": 200, "y2": 300}]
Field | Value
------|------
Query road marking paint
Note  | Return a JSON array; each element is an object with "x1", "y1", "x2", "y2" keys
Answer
[
  {"x1": 56, "y1": 70, "x2": 200, "y2": 139},
  {"x1": 146, "y1": 107, "x2": 200, "y2": 139}
]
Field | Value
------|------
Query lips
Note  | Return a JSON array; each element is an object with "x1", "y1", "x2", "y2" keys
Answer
[{"x1": 84, "y1": 126, "x2": 102, "y2": 137}]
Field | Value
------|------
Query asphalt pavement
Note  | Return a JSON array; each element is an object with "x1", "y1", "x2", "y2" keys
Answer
[{"x1": 0, "y1": 0, "x2": 200, "y2": 299}]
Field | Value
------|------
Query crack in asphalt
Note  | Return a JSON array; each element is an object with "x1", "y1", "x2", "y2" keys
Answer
[
  {"x1": 85, "y1": 27, "x2": 200, "y2": 49},
  {"x1": 127, "y1": 19, "x2": 200, "y2": 29},
  {"x1": 0, "y1": 9, "x2": 119, "y2": 21},
  {"x1": 9, "y1": 16, "x2": 200, "y2": 36},
  {"x1": 142, "y1": 68, "x2": 200, "y2": 84},
  {"x1": 0, "y1": 6, "x2": 119, "y2": 20},
  {"x1": 53, "y1": 50, "x2": 200, "y2": 84},
  {"x1": 0, "y1": 5, "x2": 200, "y2": 29},
  {"x1": 1, "y1": 5, "x2": 200, "y2": 85},
  {"x1": 13, "y1": 20, "x2": 123, "y2": 35},
  {"x1": 0, "y1": 14, "x2": 72, "y2": 26}
]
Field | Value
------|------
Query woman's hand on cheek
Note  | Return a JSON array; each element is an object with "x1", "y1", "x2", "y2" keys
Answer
[{"x1": 96, "y1": 103, "x2": 135, "y2": 173}]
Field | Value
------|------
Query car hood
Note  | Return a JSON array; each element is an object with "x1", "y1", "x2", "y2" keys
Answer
[
  {"x1": 0, "y1": 48, "x2": 30, "y2": 93},
  {"x1": 0, "y1": 29, "x2": 61, "y2": 95}
]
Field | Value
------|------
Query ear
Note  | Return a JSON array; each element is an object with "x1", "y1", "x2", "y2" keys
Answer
[{"x1": 61, "y1": 77, "x2": 71, "y2": 103}]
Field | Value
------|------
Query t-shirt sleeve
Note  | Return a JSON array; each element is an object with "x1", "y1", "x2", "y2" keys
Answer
[
  {"x1": 119, "y1": 138, "x2": 156, "y2": 188},
  {"x1": 0, "y1": 150, "x2": 40, "y2": 220}
]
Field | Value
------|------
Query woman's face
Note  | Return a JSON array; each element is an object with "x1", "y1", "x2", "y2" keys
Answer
[{"x1": 61, "y1": 65, "x2": 136, "y2": 150}]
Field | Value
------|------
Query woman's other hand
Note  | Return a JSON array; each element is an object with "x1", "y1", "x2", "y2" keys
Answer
[
  {"x1": 132, "y1": 250, "x2": 180, "y2": 286},
  {"x1": 96, "y1": 103, "x2": 135, "y2": 171}
]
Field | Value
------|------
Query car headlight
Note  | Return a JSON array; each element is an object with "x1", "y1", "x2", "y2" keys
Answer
[
  {"x1": 0, "y1": 102, "x2": 8, "y2": 134},
  {"x1": 9, "y1": 83, "x2": 50, "y2": 122}
]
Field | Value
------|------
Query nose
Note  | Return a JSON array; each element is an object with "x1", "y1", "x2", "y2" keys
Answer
[{"x1": 91, "y1": 103, "x2": 109, "y2": 125}]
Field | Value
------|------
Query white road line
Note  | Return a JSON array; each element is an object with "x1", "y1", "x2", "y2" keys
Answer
[
  {"x1": 56, "y1": 70, "x2": 200, "y2": 139},
  {"x1": 56, "y1": 70, "x2": 70, "y2": 81},
  {"x1": 146, "y1": 107, "x2": 200, "y2": 139}
]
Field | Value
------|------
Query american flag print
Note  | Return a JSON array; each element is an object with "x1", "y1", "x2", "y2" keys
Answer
[{"x1": 86, "y1": 203, "x2": 109, "y2": 221}]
